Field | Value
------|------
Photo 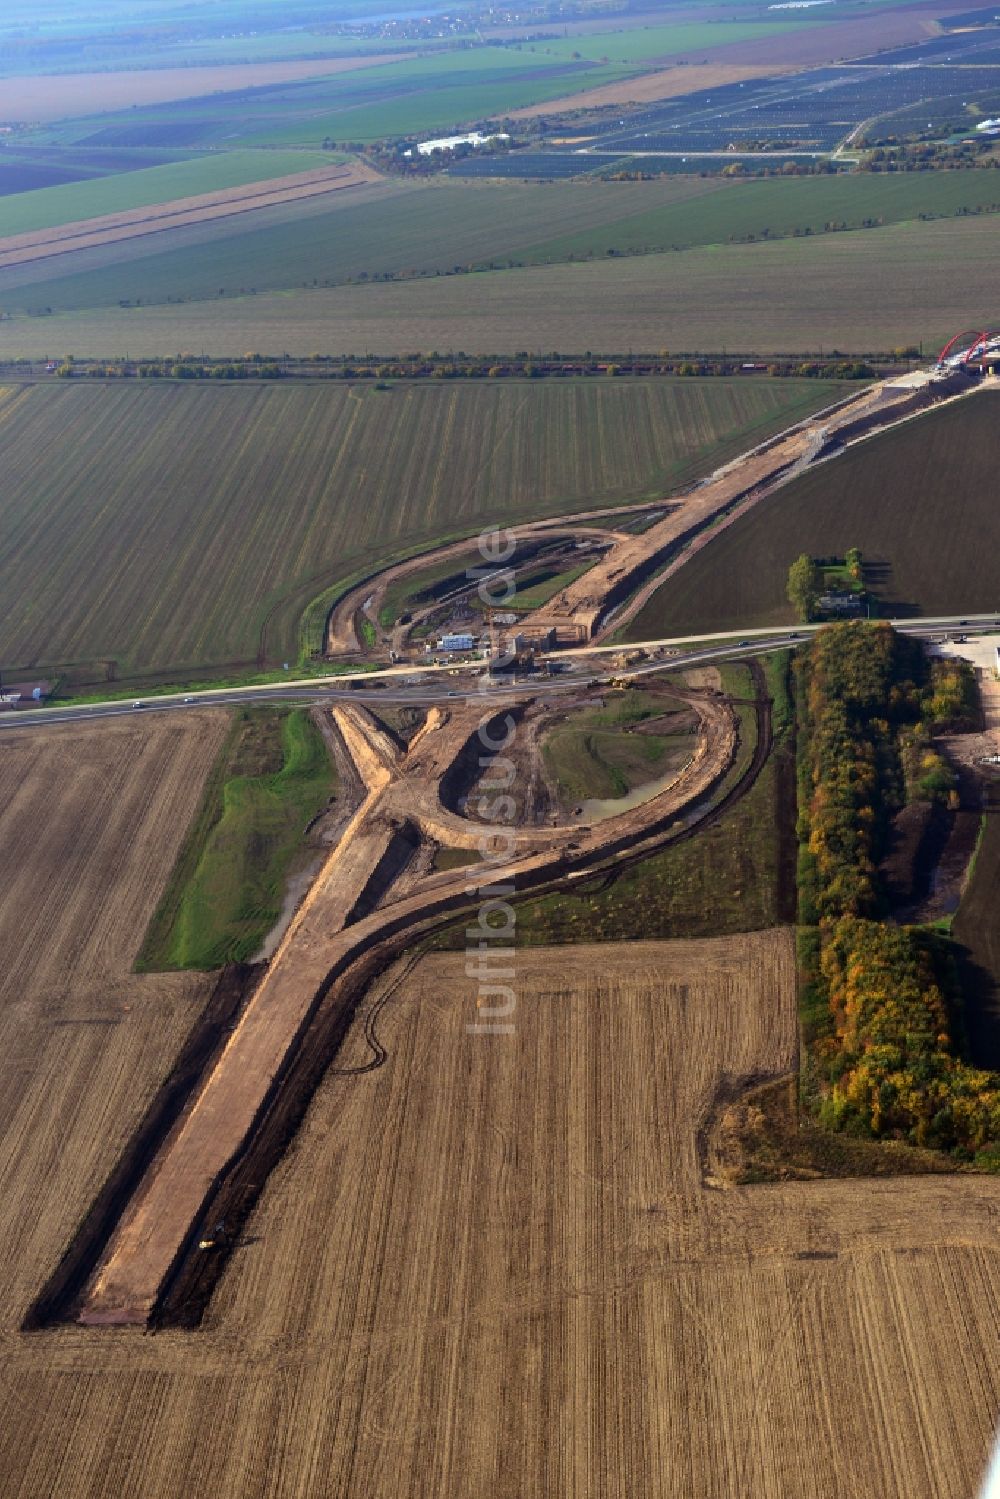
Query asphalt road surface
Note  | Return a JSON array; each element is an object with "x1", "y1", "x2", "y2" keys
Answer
[{"x1": 3, "y1": 615, "x2": 998, "y2": 732}]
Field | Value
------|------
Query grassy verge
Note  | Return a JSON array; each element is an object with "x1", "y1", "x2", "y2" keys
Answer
[
  {"x1": 52, "y1": 657, "x2": 378, "y2": 707},
  {"x1": 137, "y1": 705, "x2": 335, "y2": 971},
  {"x1": 712, "y1": 1076, "x2": 957, "y2": 1185},
  {"x1": 541, "y1": 687, "x2": 689, "y2": 805}
]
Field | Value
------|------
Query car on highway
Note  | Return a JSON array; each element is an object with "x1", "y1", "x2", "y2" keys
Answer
[
  {"x1": 737, "y1": 640, "x2": 751, "y2": 647},
  {"x1": 132, "y1": 700, "x2": 144, "y2": 708}
]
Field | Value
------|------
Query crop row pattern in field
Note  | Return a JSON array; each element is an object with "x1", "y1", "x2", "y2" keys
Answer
[
  {"x1": 10, "y1": 210, "x2": 994, "y2": 360},
  {"x1": 9, "y1": 170, "x2": 1000, "y2": 320},
  {"x1": 0, "y1": 713, "x2": 226, "y2": 1329},
  {"x1": 0, "y1": 377, "x2": 840, "y2": 684},
  {"x1": 2, "y1": 934, "x2": 998, "y2": 1495},
  {"x1": 624, "y1": 390, "x2": 1000, "y2": 639}
]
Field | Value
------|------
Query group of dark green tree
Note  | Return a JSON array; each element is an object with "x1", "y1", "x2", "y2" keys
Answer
[{"x1": 787, "y1": 547, "x2": 864, "y2": 622}]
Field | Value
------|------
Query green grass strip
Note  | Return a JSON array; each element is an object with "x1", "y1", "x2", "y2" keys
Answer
[{"x1": 137, "y1": 704, "x2": 334, "y2": 971}]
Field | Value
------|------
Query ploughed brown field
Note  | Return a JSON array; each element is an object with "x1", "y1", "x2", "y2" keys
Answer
[
  {"x1": 623, "y1": 388, "x2": 1000, "y2": 639},
  {"x1": 505, "y1": 61, "x2": 790, "y2": 116},
  {"x1": 1, "y1": 768, "x2": 998, "y2": 1499},
  {"x1": 0, "y1": 56, "x2": 411, "y2": 124}
]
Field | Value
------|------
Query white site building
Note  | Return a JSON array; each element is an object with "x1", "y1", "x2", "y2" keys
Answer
[{"x1": 412, "y1": 131, "x2": 509, "y2": 156}]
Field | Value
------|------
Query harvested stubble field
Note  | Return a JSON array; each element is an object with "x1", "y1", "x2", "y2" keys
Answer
[
  {"x1": 4, "y1": 933, "x2": 999, "y2": 1496},
  {"x1": 0, "y1": 376, "x2": 840, "y2": 687},
  {"x1": 0, "y1": 711, "x2": 227, "y2": 1334},
  {"x1": 623, "y1": 389, "x2": 1000, "y2": 639},
  {"x1": 10, "y1": 212, "x2": 996, "y2": 357}
]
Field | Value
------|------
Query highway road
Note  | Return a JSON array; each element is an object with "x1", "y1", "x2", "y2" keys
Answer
[{"x1": 3, "y1": 615, "x2": 998, "y2": 731}]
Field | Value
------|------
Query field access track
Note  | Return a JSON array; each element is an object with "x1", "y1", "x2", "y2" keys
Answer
[{"x1": 0, "y1": 162, "x2": 379, "y2": 272}]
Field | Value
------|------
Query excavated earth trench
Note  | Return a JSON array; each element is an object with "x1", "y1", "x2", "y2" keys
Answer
[{"x1": 30, "y1": 677, "x2": 754, "y2": 1330}]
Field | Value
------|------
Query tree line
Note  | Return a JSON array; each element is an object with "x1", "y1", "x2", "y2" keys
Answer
[
  {"x1": 796, "y1": 621, "x2": 998, "y2": 1161},
  {"x1": 40, "y1": 354, "x2": 883, "y2": 384}
]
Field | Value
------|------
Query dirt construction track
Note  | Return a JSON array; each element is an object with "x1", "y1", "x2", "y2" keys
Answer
[{"x1": 76, "y1": 685, "x2": 737, "y2": 1325}]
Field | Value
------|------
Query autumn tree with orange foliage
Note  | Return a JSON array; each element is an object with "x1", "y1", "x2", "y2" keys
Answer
[{"x1": 796, "y1": 622, "x2": 1000, "y2": 1160}]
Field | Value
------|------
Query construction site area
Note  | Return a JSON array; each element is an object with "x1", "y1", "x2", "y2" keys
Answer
[
  {"x1": 28, "y1": 669, "x2": 741, "y2": 1328},
  {"x1": 4, "y1": 349, "x2": 1000, "y2": 1499},
  {"x1": 327, "y1": 365, "x2": 968, "y2": 668}
]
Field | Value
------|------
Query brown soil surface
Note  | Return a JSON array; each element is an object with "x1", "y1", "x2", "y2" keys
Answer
[
  {"x1": 1, "y1": 56, "x2": 411, "y2": 125},
  {"x1": 506, "y1": 62, "x2": 792, "y2": 117},
  {"x1": 4, "y1": 935, "x2": 999, "y2": 1495},
  {"x1": 528, "y1": 376, "x2": 955, "y2": 644},
  {"x1": 75, "y1": 686, "x2": 736, "y2": 1324},
  {"x1": 0, "y1": 711, "x2": 227, "y2": 1330},
  {"x1": 0, "y1": 162, "x2": 380, "y2": 271},
  {"x1": 505, "y1": 0, "x2": 966, "y2": 120}
]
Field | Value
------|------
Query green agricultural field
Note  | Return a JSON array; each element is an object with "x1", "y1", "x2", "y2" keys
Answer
[
  {"x1": 28, "y1": 16, "x2": 819, "y2": 151},
  {"x1": 0, "y1": 176, "x2": 722, "y2": 313},
  {"x1": 9, "y1": 168, "x2": 999, "y2": 320},
  {"x1": 0, "y1": 150, "x2": 326, "y2": 237},
  {"x1": 213, "y1": 62, "x2": 639, "y2": 147},
  {"x1": 622, "y1": 390, "x2": 1000, "y2": 640},
  {"x1": 137, "y1": 704, "x2": 335, "y2": 971},
  {"x1": 7, "y1": 211, "x2": 990, "y2": 358},
  {"x1": 522, "y1": 19, "x2": 812, "y2": 68},
  {"x1": 73, "y1": 29, "x2": 419, "y2": 72},
  {"x1": 506, "y1": 171, "x2": 1000, "y2": 266},
  {"x1": 45, "y1": 51, "x2": 637, "y2": 152},
  {"x1": 0, "y1": 376, "x2": 843, "y2": 690}
]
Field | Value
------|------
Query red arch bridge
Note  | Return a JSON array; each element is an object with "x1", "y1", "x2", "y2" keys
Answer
[{"x1": 937, "y1": 328, "x2": 1000, "y2": 368}]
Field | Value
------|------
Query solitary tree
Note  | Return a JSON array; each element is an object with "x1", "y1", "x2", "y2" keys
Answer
[{"x1": 787, "y1": 553, "x2": 820, "y2": 621}]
